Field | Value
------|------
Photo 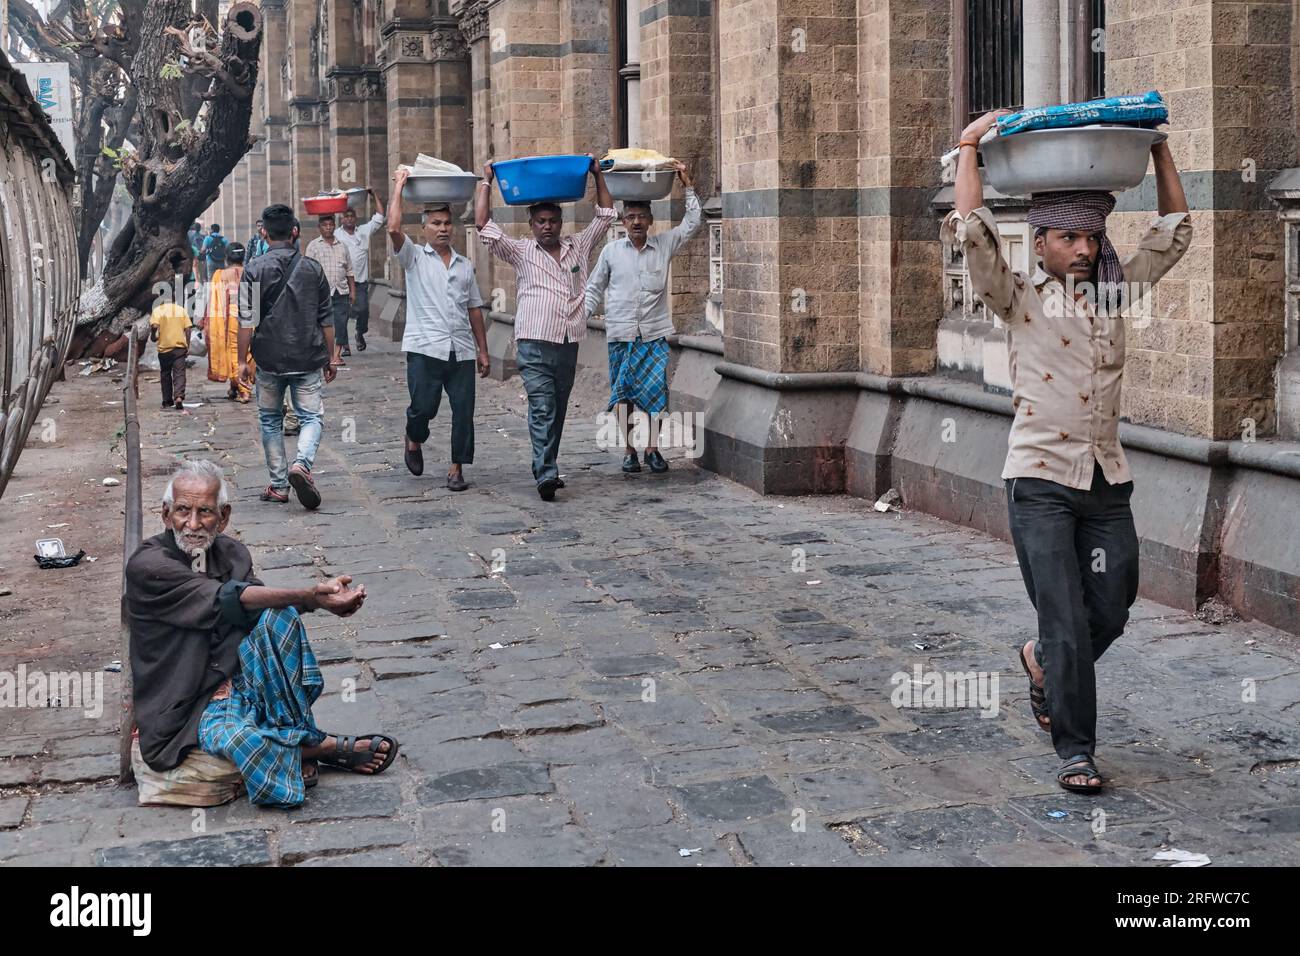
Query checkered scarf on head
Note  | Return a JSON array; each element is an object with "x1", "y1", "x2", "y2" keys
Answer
[{"x1": 1027, "y1": 190, "x2": 1125, "y2": 313}]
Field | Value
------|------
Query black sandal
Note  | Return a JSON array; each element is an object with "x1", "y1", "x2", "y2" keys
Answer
[
  {"x1": 1057, "y1": 755, "x2": 1103, "y2": 794},
  {"x1": 318, "y1": 733, "x2": 399, "y2": 775},
  {"x1": 1017, "y1": 642, "x2": 1051, "y2": 732},
  {"x1": 303, "y1": 759, "x2": 319, "y2": 789}
]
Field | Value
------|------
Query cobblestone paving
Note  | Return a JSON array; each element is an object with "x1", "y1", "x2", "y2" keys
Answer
[{"x1": 3, "y1": 338, "x2": 1299, "y2": 866}]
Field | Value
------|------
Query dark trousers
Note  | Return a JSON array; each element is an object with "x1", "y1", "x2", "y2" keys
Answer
[
  {"x1": 406, "y1": 350, "x2": 476, "y2": 463},
  {"x1": 1006, "y1": 464, "x2": 1139, "y2": 760},
  {"x1": 331, "y1": 293, "x2": 351, "y2": 348},
  {"x1": 158, "y1": 347, "x2": 188, "y2": 406},
  {"x1": 516, "y1": 338, "x2": 579, "y2": 486},
  {"x1": 352, "y1": 281, "x2": 370, "y2": 336}
]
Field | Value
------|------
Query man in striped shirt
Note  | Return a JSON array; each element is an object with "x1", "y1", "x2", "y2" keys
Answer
[{"x1": 476, "y1": 156, "x2": 615, "y2": 501}]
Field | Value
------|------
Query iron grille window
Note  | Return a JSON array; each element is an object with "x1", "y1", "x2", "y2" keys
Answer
[
  {"x1": 1089, "y1": 0, "x2": 1105, "y2": 100},
  {"x1": 967, "y1": 0, "x2": 1023, "y2": 123}
]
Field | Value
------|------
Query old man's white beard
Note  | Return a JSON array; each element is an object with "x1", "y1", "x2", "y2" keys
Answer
[{"x1": 173, "y1": 529, "x2": 216, "y2": 570}]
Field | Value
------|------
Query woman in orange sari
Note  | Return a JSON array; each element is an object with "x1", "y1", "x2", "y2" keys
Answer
[{"x1": 205, "y1": 242, "x2": 252, "y2": 401}]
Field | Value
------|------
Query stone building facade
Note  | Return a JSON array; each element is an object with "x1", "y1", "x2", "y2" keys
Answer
[{"x1": 209, "y1": 0, "x2": 1300, "y2": 635}]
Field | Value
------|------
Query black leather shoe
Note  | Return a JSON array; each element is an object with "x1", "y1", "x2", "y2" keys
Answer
[
  {"x1": 555, "y1": 478, "x2": 566, "y2": 489},
  {"x1": 404, "y1": 443, "x2": 424, "y2": 476},
  {"x1": 446, "y1": 471, "x2": 468, "y2": 491},
  {"x1": 645, "y1": 449, "x2": 669, "y2": 473},
  {"x1": 622, "y1": 452, "x2": 641, "y2": 473},
  {"x1": 356, "y1": 332, "x2": 367, "y2": 352},
  {"x1": 538, "y1": 478, "x2": 558, "y2": 501}
]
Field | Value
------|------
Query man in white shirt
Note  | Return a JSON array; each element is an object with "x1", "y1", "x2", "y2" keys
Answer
[
  {"x1": 389, "y1": 168, "x2": 490, "y2": 491},
  {"x1": 338, "y1": 191, "x2": 385, "y2": 352},
  {"x1": 585, "y1": 162, "x2": 700, "y2": 473}
]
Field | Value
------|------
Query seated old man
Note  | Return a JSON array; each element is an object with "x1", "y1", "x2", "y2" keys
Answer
[{"x1": 126, "y1": 459, "x2": 399, "y2": 808}]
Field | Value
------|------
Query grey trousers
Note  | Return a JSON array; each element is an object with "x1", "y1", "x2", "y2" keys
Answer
[
  {"x1": 331, "y1": 293, "x2": 351, "y2": 348},
  {"x1": 515, "y1": 338, "x2": 579, "y2": 487},
  {"x1": 1006, "y1": 464, "x2": 1139, "y2": 760}
]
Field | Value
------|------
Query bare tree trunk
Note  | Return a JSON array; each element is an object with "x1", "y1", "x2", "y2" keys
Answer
[{"x1": 73, "y1": 0, "x2": 262, "y2": 351}]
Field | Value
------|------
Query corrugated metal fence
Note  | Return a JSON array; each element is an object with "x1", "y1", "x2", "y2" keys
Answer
[{"x1": 0, "y1": 48, "x2": 80, "y2": 500}]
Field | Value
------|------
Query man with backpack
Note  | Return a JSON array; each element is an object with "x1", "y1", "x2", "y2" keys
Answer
[
  {"x1": 201, "y1": 224, "x2": 229, "y2": 282},
  {"x1": 236, "y1": 204, "x2": 340, "y2": 509}
]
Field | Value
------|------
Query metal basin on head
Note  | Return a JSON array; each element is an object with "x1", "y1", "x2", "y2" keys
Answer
[{"x1": 981, "y1": 126, "x2": 1167, "y2": 195}]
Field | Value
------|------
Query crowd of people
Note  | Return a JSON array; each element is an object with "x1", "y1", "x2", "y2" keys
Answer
[{"x1": 162, "y1": 157, "x2": 697, "y2": 506}]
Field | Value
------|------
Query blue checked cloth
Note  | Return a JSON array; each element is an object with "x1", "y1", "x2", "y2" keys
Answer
[
  {"x1": 608, "y1": 336, "x2": 670, "y2": 414},
  {"x1": 997, "y1": 91, "x2": 1167, "y2": 137},
  {"x1": 198, "y1": 607, "x2": 326, "y2": 808}
]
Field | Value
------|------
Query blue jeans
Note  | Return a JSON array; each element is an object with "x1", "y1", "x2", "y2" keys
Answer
[
  {"x1": 516, "y1": 338, "x2": 579, "y2": 486},
  {"x1": 256, "y1": 369, "x2": 324, "y2": 488}
]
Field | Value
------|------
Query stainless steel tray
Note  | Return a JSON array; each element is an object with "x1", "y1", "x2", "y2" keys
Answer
[
  {"x1": 401, "y1": 173, "x2": 481, "y2": 204},
  {"x1": 981, "y1": 126, "x2": 1166, "y2": 195},
  {"x1": 605, "y1": 170, "x2": 675, "y2": 201}
]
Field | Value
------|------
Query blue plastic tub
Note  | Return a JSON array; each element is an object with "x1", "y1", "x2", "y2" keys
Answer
[{"x1": 493, "y1": 155, "x2": 591, "y2": 206}]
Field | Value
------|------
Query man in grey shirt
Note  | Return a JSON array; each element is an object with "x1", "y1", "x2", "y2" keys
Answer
[{"x1": 585, "y1": 162, "x2": 700, "y2": 473}]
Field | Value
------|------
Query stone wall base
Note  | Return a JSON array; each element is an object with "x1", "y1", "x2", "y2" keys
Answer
[{"x1": 681, "y1": 348, "x2": 1300, "y2": 638}]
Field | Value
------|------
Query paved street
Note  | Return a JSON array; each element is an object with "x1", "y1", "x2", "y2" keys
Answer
[{"x1": 2, "y1": 336, "x2": 1299, "y2": 866}]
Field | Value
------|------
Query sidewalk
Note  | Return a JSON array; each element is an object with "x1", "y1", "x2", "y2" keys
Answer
[{"x1": 2, "y1": 337, "x2": 1297, "y2": 866}]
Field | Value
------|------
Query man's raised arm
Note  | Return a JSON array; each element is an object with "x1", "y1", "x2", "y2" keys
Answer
[
  {"x1": 948, "y1": 108, "x2": 1018, "y2": 320},
  {"x1": 388, "y1": 169, "x2": 408, "y2": 253},
  {"x1": 1153, "y1": 141, "x2": 1189, "y2": 216}
]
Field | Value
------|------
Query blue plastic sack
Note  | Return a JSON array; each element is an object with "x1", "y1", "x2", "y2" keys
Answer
[{"x1": 997, "y1": 91, "x2": 1168, "y2": 137}]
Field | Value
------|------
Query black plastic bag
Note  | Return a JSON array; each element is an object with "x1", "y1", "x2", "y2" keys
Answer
[{"x1": 35, "y1": 550, "x2": 86, "y2": 569}]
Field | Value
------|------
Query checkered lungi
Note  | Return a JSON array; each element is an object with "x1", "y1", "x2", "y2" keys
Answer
[
  {"x1": 198, "y1": 607, "x2": 326, "y2": 808},
  {"x1": 607, "y1": 336, "x2": 670, "y2": 415}
]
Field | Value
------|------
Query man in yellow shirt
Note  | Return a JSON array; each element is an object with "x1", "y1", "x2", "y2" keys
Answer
[{"x1": 150, "y1": 299, "x2": 193, "y2": 410}]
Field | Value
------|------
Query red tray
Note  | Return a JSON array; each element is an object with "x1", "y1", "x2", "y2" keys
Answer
[{"x1": 303, "y1": 195, "x2": 348, "y2": 215}]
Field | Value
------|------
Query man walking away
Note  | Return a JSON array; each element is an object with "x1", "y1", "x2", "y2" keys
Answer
[
  {"x1": 306, "y1": 214, "x2": 356, "y2": 363},
  {"x1": 337, "y1": 191, "x2": 385, "y2": 352},
  {"x1": 476, "y1": 155, "x2": 615, "y2": 501},
  {"x1": 150, "y1": 296, "x2": 192, "y2": 410},
  {"x1": 585, "y1": 161, "x2": 700, "y2": 474},
  {"x1": 389, "y1": 173, "x2": 490, "y2": 491},
  {"x1": 237, "y1": 203, "x2": 340, "y2": 509},
  {"x1": 946, "y1": 107, "x2": 1191, "y2": 794},
  {"x1": 201, "y1": 223, "x2": 228, "y2": 282}
]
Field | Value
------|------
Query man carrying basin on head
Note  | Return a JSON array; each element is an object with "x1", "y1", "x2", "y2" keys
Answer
[
  {"x1": 475, "y1": 155, "x2": 616, "y2": 501},
  {"x1": 390, "y1": 168, "x2": 491, "y2": 491},
  {"x1": 944, "y1": 107, "x2": 1191, "y2": 795},
  {"x1": 585, "y1": 161, "x2": 700, "y2": 475}
]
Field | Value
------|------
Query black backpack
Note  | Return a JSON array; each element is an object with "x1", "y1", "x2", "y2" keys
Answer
[{"x1": 206, "y1": 234, "x2": 228, "y2": 263}]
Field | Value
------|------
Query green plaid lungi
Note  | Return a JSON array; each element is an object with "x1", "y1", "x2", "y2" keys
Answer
[{"x1": 198, "y1": 607, "x2": 326, "y2": 808}]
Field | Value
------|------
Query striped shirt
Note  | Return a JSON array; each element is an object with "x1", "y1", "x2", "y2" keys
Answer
[
  {"x1": 304, "y1": 236, "x2": 353, "y2": 296},
  {"x1": 479, "y1": 206, "x2": 616, "y2": 343}
]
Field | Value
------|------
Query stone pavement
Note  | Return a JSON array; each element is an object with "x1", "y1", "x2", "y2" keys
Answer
[{"x1": 2, "y1": 336, "x2": 1299, "y2": 867}]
